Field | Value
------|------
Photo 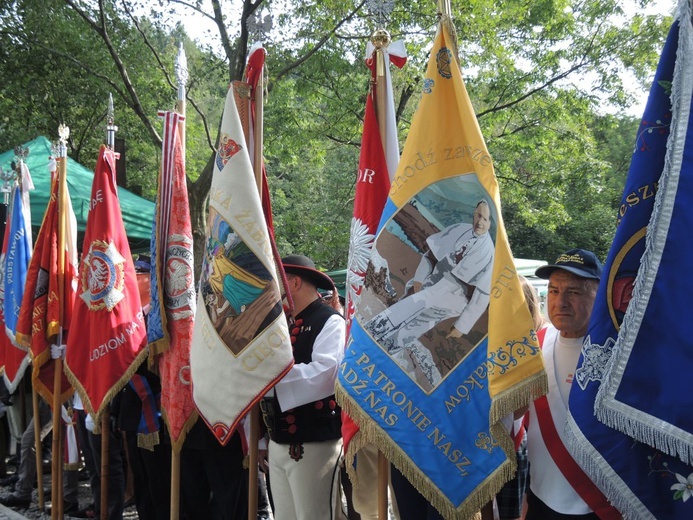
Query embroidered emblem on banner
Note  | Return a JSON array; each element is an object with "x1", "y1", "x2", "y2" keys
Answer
[
  {"x1": 347, "y1": 217, "x2": 375, "y2": 321},
  {"x1": 80, "y1": 240, "x2": 125, "y2": 312},
  {"x1": 575, "y1": 336, "x2": 616, "y2": 390},
  {"x1": 178, "y1": 365, "x2": 191, "y2": 385},
  {"x1": 436, "y1": 47, "x2": 452, "y2": 79},
  {"x1": 215, "y1": 134, "x2": 242, "y2": 170},
  {"x1": 164, "y1": 234, "x2": 195, "y2": 321}
]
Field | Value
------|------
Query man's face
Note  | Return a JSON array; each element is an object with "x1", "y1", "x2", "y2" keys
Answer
[
  {"x1": 547, "y1": 270, "x2": 597, "y2": 338},
  {"x1": 472, "y1": 203, "x2": 491, "y2": 236}
]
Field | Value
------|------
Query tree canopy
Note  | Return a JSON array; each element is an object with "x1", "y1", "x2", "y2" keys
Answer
[{"x1": 0, "y1": 0, "x2": 672, "y2": 271}]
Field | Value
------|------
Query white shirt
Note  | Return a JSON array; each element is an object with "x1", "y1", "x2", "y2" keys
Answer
[
  {"x1": 275, "y1": 313, "x2": 345, "y2": 412},
  {"x1": 554, "y1": 334, "x2": 583, "y2": 408}
]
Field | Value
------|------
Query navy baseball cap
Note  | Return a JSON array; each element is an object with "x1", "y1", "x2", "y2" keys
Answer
[{"x1": 535, "y1": 248, "x2": 603, "y2": 281}]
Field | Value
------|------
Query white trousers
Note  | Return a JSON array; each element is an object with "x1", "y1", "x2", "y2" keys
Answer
[
  {"x1": 269, "y1": 438, "x2": 344, "y2": 520},
  {"x1": 350, "y1": 443, "x2": 401, "y2": 520}
]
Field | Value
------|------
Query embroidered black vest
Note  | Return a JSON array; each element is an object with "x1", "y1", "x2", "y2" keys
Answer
[{"x1": 262, "y1": 299, "x2": 343, "y2": 444}]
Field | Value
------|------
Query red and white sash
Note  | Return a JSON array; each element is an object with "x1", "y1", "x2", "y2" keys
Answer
[{"x1": 532, "y1": 327, "x2": 620, "y2": 519}]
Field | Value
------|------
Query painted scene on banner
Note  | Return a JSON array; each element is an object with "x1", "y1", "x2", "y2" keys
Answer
[
  {"x1": 199, "y1": 207, "x2": 283, "y2": 356},
  {"x1": 360, "y1": 174, "x2": 496, "y2": 393}
]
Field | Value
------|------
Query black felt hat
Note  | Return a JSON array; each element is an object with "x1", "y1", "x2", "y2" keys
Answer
[{"x1": 282, "y1": 254, "x2": 335, "y2": 291}]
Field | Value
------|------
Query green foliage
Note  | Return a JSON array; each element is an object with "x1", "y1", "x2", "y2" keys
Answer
[{"x1": 0, "y1": 0, "x2": 673, "y2": 271}]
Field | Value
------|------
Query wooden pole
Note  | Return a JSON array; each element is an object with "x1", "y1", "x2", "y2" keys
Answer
[
  {"x1": 52, "y1": 131, "x2": 70, "y2": 520},
  {"x1": 168, "y1": 43, "x2": 188, "y2": 520},
  {"x1": 98, "y1": 112, "x2": 118, "y2": 520},
  {"x1": 437, "y1": 0, "x2": 452, "y2": 16},
  {"x1": 247, "y1": 58, "x2": 265, "y2": 520},
  {"x1": 100, "y1": 411, "x2": 110, "y2": 520},
  {"x1": 252, "y1": 68, "x2": 264, "y2": 193},
  {"x1": 32, "y1": 387, "x2": 45, "y2": 510},
  {"x1": 372, "y1": 35, "x2": 391, "y2": 520},
  {"x1": 170, "y1": 450, "x2": 181, "y2": 520}
]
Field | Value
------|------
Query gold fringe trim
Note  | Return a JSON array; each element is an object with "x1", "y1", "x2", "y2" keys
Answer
[
  {"x1": 15, "y1": 332, "x2": 31, "y2": 350},
  {"x1": 147, "y1": 337, "x2": 170, "y2": 366},
  {"x1": 336, "y1": 384, "x2": 511, "y2": 520},
  {"x1": 163, "y1": 408, "x2": 199, "y2": 454},
  {"x1": 490, "y1": 370, "x2": 548, "y2": 425},
  {"x1": 31, "y1": 350, "x2": 75, "y2": 408},
  {"x1": 137, "y1": 431, "x2": 160, "y2": 452},
  {"x1": 64, "y1": 462, "x2": 81, "y2": 471},
  {"x1": 64, "y1": 345, "x2": 150, "y2": 430}
]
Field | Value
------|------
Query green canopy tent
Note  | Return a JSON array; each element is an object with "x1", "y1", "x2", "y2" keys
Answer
[{"x1": 0, "y1": 136, "x2": 154, "y2": 251}]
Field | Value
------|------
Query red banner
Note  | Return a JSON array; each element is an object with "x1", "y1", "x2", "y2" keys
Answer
[
  {"x1": 15, "y1": 169, "x2": 74, "y2": 403},
  {"x1": 65, "y1": 146, "x2": 147, "y2": 424}
]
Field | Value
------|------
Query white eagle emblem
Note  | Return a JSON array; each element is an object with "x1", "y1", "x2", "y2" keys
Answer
[
  {"x1": 80, "y1": 240, "x2": 126, "y2": 311},
  {"x1": 346, "y1": 217, "x2": 375, "y2": 314},
  {"x1": 164, "y1": 234, "x2": 195, "y2": 320}
]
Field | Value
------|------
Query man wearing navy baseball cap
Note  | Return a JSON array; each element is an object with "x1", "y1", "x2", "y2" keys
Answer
[{"x1": 524, "y1": 248, "x2": 618, "y2": 519}]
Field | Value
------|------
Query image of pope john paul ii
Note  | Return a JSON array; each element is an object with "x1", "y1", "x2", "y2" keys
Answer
[{"x1": 361, "y1": 177, "x2": 496, "y2": 392}]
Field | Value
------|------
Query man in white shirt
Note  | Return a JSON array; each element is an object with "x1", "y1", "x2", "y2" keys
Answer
[
  {"x1": 526, "y1": 249, "x2": 619, "y2": 519},
  {"x1": 261, "y1": 254, "x2": 346, "y2": 520}
]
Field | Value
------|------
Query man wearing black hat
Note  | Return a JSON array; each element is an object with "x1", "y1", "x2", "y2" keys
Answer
[
  {"x1": 261, "y1": 254, "x2": 346, "y2": 520},
  {"x1": 525, "y1": 249, "x2": 618, "y2": 519}
]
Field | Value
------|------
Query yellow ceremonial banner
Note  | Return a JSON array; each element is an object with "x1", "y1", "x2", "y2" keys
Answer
[{"x1": 337, "y1": 19, "x2": 547, "y2": 519}]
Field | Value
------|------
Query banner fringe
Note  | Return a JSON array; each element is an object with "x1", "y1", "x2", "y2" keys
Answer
[
  {"x1": 337, "y1": 384, "x2": 511, "y2": 520},
  {"x1": 163, "y1": 408, "x2": 199, "y2": 454},
  {"x1": 564, "y1": 414, "x2": 653, "y2": 520},
  {"x1": 64, "y1": 345, "x2": 149, "y2": 429},
  {"x1": 489, "y1": 370, "x2": 548, "y2": 425},
  {"x1": 137, "y1": 431, "x2": 160, "y2": 452},
  {"x1": 147, "y1": 337, "x2": 170, "y2": 363}
]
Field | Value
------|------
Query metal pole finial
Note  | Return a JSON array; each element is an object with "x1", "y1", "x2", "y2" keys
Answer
[
  {"x1": 176, "y1": 43, "x2": 188, "y2": 102},
  {"x1": 106, "y1": 94, "x2": 118, "y2": 148},
  {"x1": 366, "y1": 0, "x2": 394, "y2": 29},
  {"x1": 58, "y1": 124, "x2": 70, "y2": 158},
  {"x1": 247, "y1": 11, "x2": 273, "y2": 41},
  {"x1": 371, "y1": 28, "x2": 392, "y2": 49},
  {"x1": 14, "y1": 145, "x2": 29, "y2": 165},
  {"x1": 0, "y1": 165, "x2": 16, "y2": 205}
]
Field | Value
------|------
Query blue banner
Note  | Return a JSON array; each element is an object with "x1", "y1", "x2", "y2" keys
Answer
[
  {"x1": 566, "y1": 4, "x2": 693, "y2": 517},
  {"x1": 4, "y1": 185, "x2": 32, "y2": 344}
]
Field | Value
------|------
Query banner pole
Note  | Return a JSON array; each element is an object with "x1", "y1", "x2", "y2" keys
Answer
[
  {"x1": 100, "y1": 411, "x2": 110, "y2": 520},
  {"x1": 169, "y1": 43, "x2": 188, "y2": 520},
  {"x1": 372, "y1": 28, "x2": 392, "y2": 520},
  {"x1": 246, "y1": 61, "x2": 265, "y2": 520},
  {"x1": 32, "y1": 386, "x2": 45, "y2": 510},
  {"x1": 52, "y1": 126, "x2": 70, "y2": 520}
]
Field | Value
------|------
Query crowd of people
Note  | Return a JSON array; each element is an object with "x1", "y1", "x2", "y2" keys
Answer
[{"x1": 0, "y1": 246, "x2": 611, "y2": 520}]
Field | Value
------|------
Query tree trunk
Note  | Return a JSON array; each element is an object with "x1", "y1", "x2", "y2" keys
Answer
[{"x1": 188, "y1": 152, "x2": 215, "y2": 283}]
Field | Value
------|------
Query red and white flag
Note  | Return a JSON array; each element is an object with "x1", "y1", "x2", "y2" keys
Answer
[
  {"x1": 65, "y1": 146, "x2": 147, "y2": 425},
  {"x1": 190, "y1": 84, "x2": 293, "y2": 445},
  {"x1": 148, "y1": 111, "x2": 197, "y2": 451},
  {"x1": 342, "y1": 41, "x2": 406, "y2": 457}
]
